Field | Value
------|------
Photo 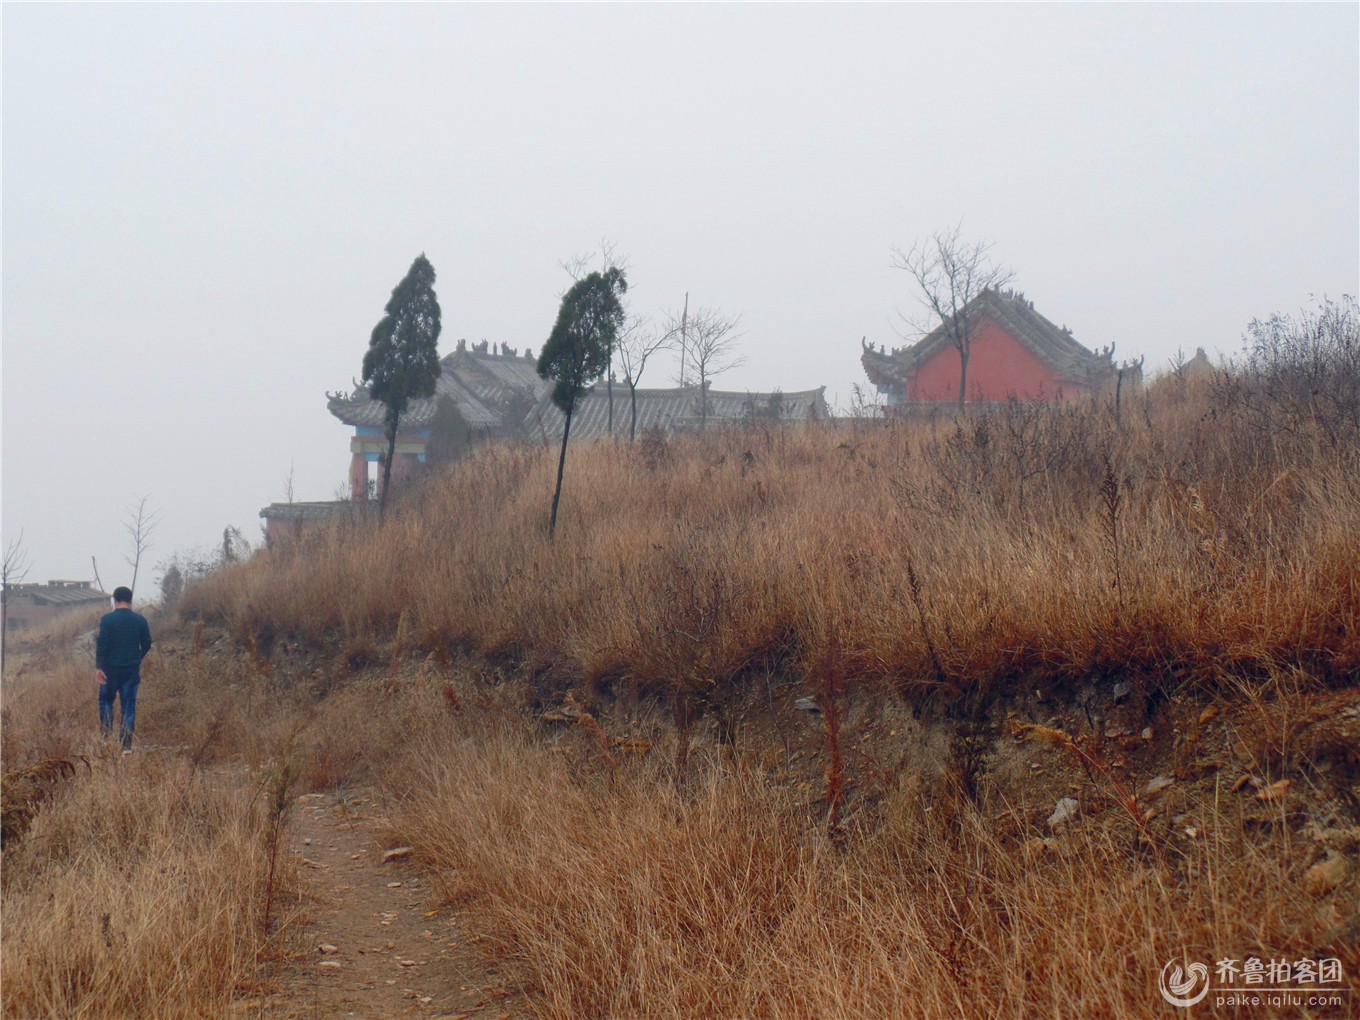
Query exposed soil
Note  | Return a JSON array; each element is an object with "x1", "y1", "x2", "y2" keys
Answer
[{"x1": 263, "y1": 787, "x2": 527, "y2": 1020}]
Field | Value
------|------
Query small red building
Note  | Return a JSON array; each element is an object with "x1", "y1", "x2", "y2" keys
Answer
[{"x1": 861, "y1": 288, "x2": 1126, "y2": 408}]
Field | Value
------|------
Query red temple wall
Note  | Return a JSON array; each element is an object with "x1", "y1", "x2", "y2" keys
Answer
[{"x1": 908, "y1": 320, "x2": 1084, "y2": 402}]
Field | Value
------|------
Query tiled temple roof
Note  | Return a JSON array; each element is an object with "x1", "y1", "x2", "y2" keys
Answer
[
  {"x1": 862, "y1": 288, "x2": 1115, "y2": 390},
  {"x1": 327, "y1": 353, "x2": 503, "y2": 429},
  {"x1": 530, "y1": 385, "x2": 829, "y2": 441},
  {"x1": 258, "y1": 501, "x2": 354, "y2": 523},
  {"x1": 4, "y1": 581, "x2": 110, "y2": 606},
  {"x1": 331, "y1": 344, "x2": 826, "y2": 441}
]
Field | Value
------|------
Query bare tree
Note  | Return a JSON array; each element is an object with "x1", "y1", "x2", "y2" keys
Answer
[
  {"x1": 666, "y1": 305, "x2": 745, "y2": 429},
  {"x1": 615, "y1": 314, "x2": 676, "y2": 442},
  {"x1": 2, "y1": 530, "x2": 33, "y2": 673},
  {"x1": 124, "y1": 495, "x2": 158, "y2": 597},
  {"x1": 892, "y1": 223, "x2": 1014, "y2": 410}
]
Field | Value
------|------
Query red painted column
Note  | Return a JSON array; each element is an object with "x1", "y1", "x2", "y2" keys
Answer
[
  {"x1": 350, "y1": 453, "x2": 369, "y2": 502},
  {"x1": 390, "y1": 452, "x2": 414, "y2": 491}
]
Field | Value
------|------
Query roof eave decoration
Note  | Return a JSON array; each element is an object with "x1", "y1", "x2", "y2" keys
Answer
[{"x1": 863, "y1": 288, "x2": 1113, "y2": 384}]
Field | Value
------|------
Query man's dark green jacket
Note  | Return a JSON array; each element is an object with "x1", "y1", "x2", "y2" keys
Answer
[{"x1": 96, "y1": 608, "x2": 152, "y2": 670}]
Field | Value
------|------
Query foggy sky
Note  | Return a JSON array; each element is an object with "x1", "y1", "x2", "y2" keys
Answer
[{"x1": 3, "y1": 3, "x2": 1357, "y2": 587}]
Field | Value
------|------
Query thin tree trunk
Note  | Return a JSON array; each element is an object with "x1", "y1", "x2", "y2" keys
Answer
[
  {"x1": 549, "y1": 403, "x2": 574, "y2": 536},
  {"x1": 607, "y1": 372, "x2": 614, "y2": 434},
  {"x1": 629, "y1": 384, "x2": 638, "y2": 443},
  {"x1": 380, "y1": 408, "x2": 401, "y2": 518},
  {"x1": 958, "y1": 349, "x2": 970, "y2": 410},
  {"x1": 679, "y1": 292, "x2": 689, "y2": 386}
]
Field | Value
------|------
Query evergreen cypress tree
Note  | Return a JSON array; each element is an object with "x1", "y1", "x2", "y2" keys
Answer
[
  {"x1": 362, "y1": 254, "x2": 442, "y2": 513},
  {"x1": 537, "y1": 267, "x2": 627, "y2": 534}
]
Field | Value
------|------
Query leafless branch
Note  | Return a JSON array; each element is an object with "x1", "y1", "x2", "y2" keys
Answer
[
  {"x1": 891, "y1": 222, "x2": 1013, "y2": 408},
  {"x1": 664, "y1": 306, "x2": 745, "y2": 428},
  {"x1": 3, "y1": 531, "x2": 33, "y2": 674},
  {"x1": 123, "y1": 495, "x2": 158, "y2": 597},
  {"x1": 559, "y1": 238, "x2": 630, "y2": 289},
  {"x1": 616, "y1": 315, "x2": 678, "y2": 442},
  {"x1": 3, "y1": 531, "x2": 32, "y2": 589}
]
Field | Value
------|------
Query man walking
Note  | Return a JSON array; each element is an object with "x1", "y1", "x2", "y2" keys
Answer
[{"x1": 96, "y1": 586, "x2": 152, "y2": 752}]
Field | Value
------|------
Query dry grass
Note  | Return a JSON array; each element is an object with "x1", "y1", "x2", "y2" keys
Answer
[
  {"x1": 0, "y1": 641, "x2": 304, "y2": 1019},
  {"x1": 184, "y1": 380, "x2": 1359, "y2": 711},
  {"x1": 1, "y1": 752, "x2": 296, "y2": 1019},
  {"x1": 5, "y1": 327, "x2": 1353, "y2": 1017},
  {"x1": 390, "y1": 714, "x2": 1358, "y2": 1019}
]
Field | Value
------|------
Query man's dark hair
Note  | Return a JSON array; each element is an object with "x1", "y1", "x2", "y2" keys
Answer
[{"x1": 113, "y1": 586, "x2": 133, "y2": 604}]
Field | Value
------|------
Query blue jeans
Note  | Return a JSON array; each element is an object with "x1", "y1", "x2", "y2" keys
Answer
[{"x1": 99, "y1": 666, "x2": 141, "y2": 750}]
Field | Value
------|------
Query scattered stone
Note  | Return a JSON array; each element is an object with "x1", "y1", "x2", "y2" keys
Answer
[
  {"x1": 1143, "y1": 776, "x2": 1175, "y2": 798},
  {"x1": 1048, "y1": 798, "x2": 1080, "y2": 829},
  {"x1": 318, "y1": 943, "x2": 339, "y2": 955},
  {"x1": 1313, "y1": 827, "x2": 1360, "y2": 853},
  {"x1": 1022, "y1": 836, "x2": 1055, "y2": 857},
  {"x1": 301, "y1": 858, "x2": 322, "y2": 869},
  {"x1": 1141, "y1": 727, "x2": 1154, "y2": 741},
  {"x1": 399, "y1": 959, "x2": 417, "y2": 967},
  {"x1": 1305, "y1": 853, "x2": 1349, "y2": 896},
  {"x1": 1111, "y1": 681, "x2": 1132, "y2": 703},
  {"x1": 382, "y1": 846, "x2": 413, "y2": 863},
  {"x1": 302, "y1": 837, "x2": 312, "y2": 846},
  {"x1": 795, "y1": 697, "x2": 821, "y2": 715},
  {"x1": 387, "y1": 881, "x2": 403, "y2": 888},
  {"x1": 318, "y1": 960, "x2": 342, "y2": 970},
  {"x1": 1256, "y1": 779, "x2": 1291, "y2": 802}
]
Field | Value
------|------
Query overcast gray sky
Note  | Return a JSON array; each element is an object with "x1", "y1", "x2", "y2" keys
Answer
[{"x1": 3, "y1": 3, "x2": 1356, "y2": 587}]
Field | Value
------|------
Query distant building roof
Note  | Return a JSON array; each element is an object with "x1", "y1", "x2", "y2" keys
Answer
[
  {"x1": 258, "y1": 501, "x2": 355, "y2": 523},
  {"x1": 529, "y1": 385, "x2": 828, "y2": 441},
  {"x1": 863, "y1": 287, "x2": 1115, "y2": 392},
  {"x1": 330, "y1": 342, "x2": 826, "y2": 441},
  {"x1": 3, "y1": 580, "x2": 110, "y2": 606}
]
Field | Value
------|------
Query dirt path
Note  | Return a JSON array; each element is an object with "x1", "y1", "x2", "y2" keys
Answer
[{"x1": 267, "y1": 788, "x2": 526, "y2": 1020}]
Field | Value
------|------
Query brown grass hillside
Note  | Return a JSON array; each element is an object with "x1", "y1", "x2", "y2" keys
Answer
[
  {"x1": 185, "y1": 371, "x2": 1358, "y2": 710},
  {"x1": 5, "y1": 307, "x2": 1357, "y2": 1017}
]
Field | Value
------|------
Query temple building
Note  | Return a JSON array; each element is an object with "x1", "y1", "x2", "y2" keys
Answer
[
  {"x1": 861, "y1": 288, "x2": 1136, "y2": 408},
  {"x1": 324, "y1": 340, "x2": 828, "y2": 501}
]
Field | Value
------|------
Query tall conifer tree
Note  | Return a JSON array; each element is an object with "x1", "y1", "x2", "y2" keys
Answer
[
  {"x1": 362, "y1": 254, "x2": 442, "y2": 514},
  {"x1": 537, "y1": 267, "x2": 627, "y2": 534}
]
